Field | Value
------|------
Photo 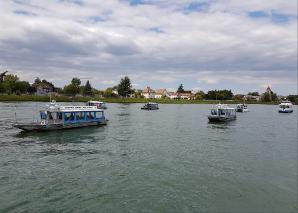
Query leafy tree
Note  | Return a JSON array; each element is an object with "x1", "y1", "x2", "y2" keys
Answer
[
  {"x1": 54, "y1": 87, "x2": 62, "y2": 93},
  {"x1": 117, "y1": 76, "x2": 132, "y2": 97},
  {"x1": 262, "y1": 92, "x2": 271, "y2": 102},
  {"x1": 104, "y1": 88, "x2": 118, "y2": 98},
  {"x1": 14, "y1": 81, "x2": 30, "y2": 94},
  {"x1": 233, "y1": 94, "x2": 245, "y2": 100},
  {"x1": 261, "y1": 90, "x2": 277, "y2": 102},
  {"x1": 2, "y1": 74, "x2": 19, "y2": 94},
  {"x1": 194, "y1": 90, "x2": 205, "y2": 100},
  {"x1": 32, "y1": 78, "x2": 54, "y2": 91},
  {"x1": 177, "y1": 84, "x2": 184, "y2": 93},
  {"x1": 27, "y1": 86, "x2": 37, "y2": 94},
  {"x1": 92, "y1": 89, "x2": 104, "y2": 97},
  {"x1": 63, "y1": 84, "x2": 78, "y2": 96},
  {"x1": 41, "y1": 79, "x2": 54, "y2": 88},
  {"x1": 248, "y1": 92, "x2": 259, "y2": 96},
  {"x1": 63, "y1": 78, "x2": 81, "y2": 96},
  {"x1": 83, "y1": 80, "x2": 93, "y2": 96},
  {"x1": 205, "y1": 90, "x2": 233, "y2": 100},
  {"x1": 0, "y1": 83, "x2": 5, "y2": 93},
  {"x1": 287, "y1": 95, "x2": 298, "y2": 104},
  {"x1": 34, "y1": 77, "x2": 41, "y2": 85},
  {"x1": 71, "y1": 78, "x2": 81, "y2": 87}
]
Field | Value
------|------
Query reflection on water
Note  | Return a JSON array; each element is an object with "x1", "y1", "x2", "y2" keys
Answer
[
  {"x1": 15, "y1": 126, "x2": 107, "y2": 144},
  {"x1": 207, "y1": 122, "x2": 235, "y2": 129},
  {"x1": 116, "y1": 112, "x2": 130, "y2": 116}
]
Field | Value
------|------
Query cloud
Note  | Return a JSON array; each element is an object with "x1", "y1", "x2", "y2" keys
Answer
[{"x1": 0, "y1": 0, "x2": 297, "y2": 95}]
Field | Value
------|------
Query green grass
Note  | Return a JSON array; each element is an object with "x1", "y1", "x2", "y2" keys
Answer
[{"x1": 0, "y1": 94, "x2": 281, "y2": 105}]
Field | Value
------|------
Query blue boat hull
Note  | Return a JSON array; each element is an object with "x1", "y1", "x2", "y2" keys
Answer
[{"x1": 278, "y1": 110, "x2": 293, "y2": 113}]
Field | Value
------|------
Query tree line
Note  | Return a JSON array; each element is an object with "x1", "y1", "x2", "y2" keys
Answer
[
  {"x1": 0, "y1": 72, "x2": 134, "y2": 98},
  {"x1": 0, "y1": 72, "x2": 297, "y2": 103}
]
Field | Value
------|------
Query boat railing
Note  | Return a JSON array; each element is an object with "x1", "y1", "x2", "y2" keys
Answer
[
  {"x1": 60, "y1": 106, "x2": 97, "y2": 110},
  {"x1": 45, "y1": 105, "x2": 99, "y2": 111}
]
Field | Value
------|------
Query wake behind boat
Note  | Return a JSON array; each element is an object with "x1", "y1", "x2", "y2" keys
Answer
[
  {"x1": 13, "y1": 101, "x2": 107, "y2": 131},
  {"x1": 208, "y1": 104, "x2": 236, "y2": 122}
]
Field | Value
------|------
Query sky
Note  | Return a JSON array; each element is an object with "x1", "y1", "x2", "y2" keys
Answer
[{"x1": 0, "y1": 0, "x2": 297, "y2": 95}]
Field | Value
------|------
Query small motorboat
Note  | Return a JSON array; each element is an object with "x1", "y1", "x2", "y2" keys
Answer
[
  {"x1": 278, "y1": 100, "x2": 293, "y2": 113},
  {"x1": 208, "y1": 104, "x2": 236, "y2": 122},
  {"x1": 13, "y1": 101, "x2": 107, "y2": 131},
  {"x1": 236, "y1": 104, "x2": 248, "y2": 112},
  {"x1": 86, "y1": 101, "x2": 107, "y2": 109},
  {"x1": 141, "y1": 102, "x2": 159, "y2": 110}
]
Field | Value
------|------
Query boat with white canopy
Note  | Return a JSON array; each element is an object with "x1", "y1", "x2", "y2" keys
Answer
[
  {"x1": 13, "y1": 101, "x2": 107, "y2": 131},
  {"x1": 236, "y1": 104, "x2": 248, "y2": 112},
  {"x1": 278, "y1": 100, "x2": 293, "y2": 113},
  {"x1": 86, "y1": 101, "x2": 107, "y2": 109},
  {"x1": 208, "y1": 104, "x2": 236, "y2": 122}
]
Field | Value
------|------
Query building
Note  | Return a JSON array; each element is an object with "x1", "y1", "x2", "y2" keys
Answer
[
  {"x1": 266, "y1": 86, "x2": 272, "y2": 94},
  {"x1": 245, "y1": 95, "x2": 261, "y2": 101},
  {"x1": 155, "y1": 89, "x2": 169, "y2": 99},
  {"x1": 179, "y1": 92, "x2": 193, "y2": 100},
  {"x1": 142, "y1": 86, "x2": 156, "y2": 99},
  {"x1": 168, "y1": 92, "x2": 179, "y2": 99},
  {"x1": 36, "y1": 85, "x2": 54, "y2": 96}
]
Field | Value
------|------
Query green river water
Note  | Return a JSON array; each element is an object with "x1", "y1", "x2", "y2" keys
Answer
[{"x1": 0, "y1": 102, "x2": 297, "y2": 213}]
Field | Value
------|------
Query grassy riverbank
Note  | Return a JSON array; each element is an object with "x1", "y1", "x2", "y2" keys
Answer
[{"x1": 0, "y1": 94, "x2": 281, "y2": 105}]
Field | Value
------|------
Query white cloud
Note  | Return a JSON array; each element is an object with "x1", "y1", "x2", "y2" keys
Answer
[{"x1": 0, "y1": 0, "x2": 296, "y2": 94}]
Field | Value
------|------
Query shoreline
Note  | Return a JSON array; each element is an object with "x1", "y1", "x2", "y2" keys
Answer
[{"x1": 0, "y1": 94, "x2": 282, "y2": 105}]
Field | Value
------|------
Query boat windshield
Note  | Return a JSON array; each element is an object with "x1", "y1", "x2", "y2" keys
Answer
[
  {"x1": 211, "y1": 109, "x2": 217, "y2": 115},
  {"x1": 40, "y1": 111, "x2": 47, "y2": 120},
  {"x1": 280, "y1": 105, "x2": 290, "y2": 108},
  {"x1": 218, "y1": 109, "x2": 225, "y2": 115}
]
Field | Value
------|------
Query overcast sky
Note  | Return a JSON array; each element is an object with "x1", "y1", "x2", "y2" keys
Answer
[{"x1": 0, "y1": 0, "x2": 297, "y2": 95}]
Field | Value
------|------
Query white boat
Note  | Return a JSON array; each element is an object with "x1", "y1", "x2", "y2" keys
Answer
[
  {"x1": 278, "y1": 100, "x2": 293, "y2": 113},
  {"x1": 236, "y1": 104, "x2": 248, "y2": 112},
  {"x1": 208, "y1": 104, "x2": 236, "y2": 122},
  {"x1": 86, "y1": 101, "x2": 107, "y2": 109},
  {"x1": 13, "y1": 101, "x2": 107, "y2": 131}
]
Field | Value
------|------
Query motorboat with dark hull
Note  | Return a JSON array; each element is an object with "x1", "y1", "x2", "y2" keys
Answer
[
  {"x1": 141, "y1": 102, "x2": 159, "y2": 110},
  {"x1": 208, "y1": 104, "x2": 236, "y2": 122},
  {"x1": 13, "y1": 101, "x2": 107, "y2": 132}
]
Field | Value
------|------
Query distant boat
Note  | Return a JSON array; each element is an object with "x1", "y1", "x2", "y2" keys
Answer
[
  {"x1": 236, "y1": 104, "x2": 248, "y2": 112},
  {"x1": 13, "y1": 101, "x2": 107, "y2": 131},
  {"x1": 278, "y1": 100, "x2": 293, "y2": 113},
  {"x1": 208, "y1": 104, "x2": 236, "y2": 122},
  {"x1": 86, "y1": 101, "x2": 107, "y2": 109},
  {"x1": 141, "y1": 102, "x2": 159, "y2": 110}
]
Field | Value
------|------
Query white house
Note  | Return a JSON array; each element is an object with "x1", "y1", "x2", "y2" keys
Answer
[
  {"x1": 168, "y1": 92, "x2": 179, "y2": 99},
  {"x1": 36, "y1": 85, "x2": 54, "y2": 96},
  {"x1": 179, "y1": 92, "x2": 192, "y2": 100},
  {"x1": 155, "y1": 89, "x2": 169, "y2": 99},
  {"x1": 245, "y1": 95, "x2": 261, "y2": 101},
  {"x1": 142, "y1": 86, "x2": 156, "y2": 99}
]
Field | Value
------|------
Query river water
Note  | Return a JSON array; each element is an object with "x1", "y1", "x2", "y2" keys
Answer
[{"x1": 0, "y1": 102, "x2": 297, "y2": 213}]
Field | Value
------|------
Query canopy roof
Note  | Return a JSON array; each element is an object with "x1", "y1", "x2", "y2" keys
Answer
[{"x1": 44, "y1": 104, "x2": 104, "y2": 112}]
